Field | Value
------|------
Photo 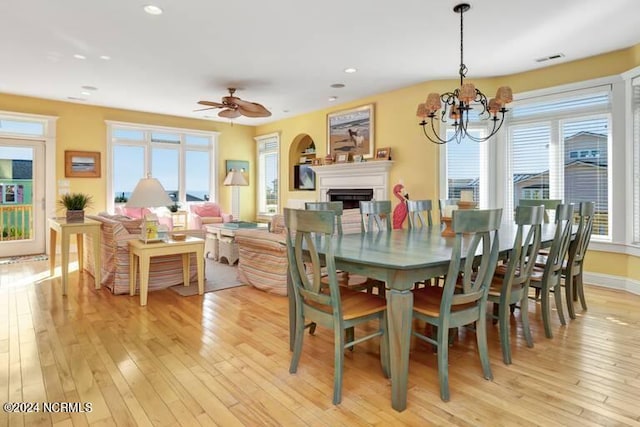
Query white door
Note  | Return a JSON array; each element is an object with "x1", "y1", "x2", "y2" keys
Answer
[{"x1": 0, "y1": 139, "x2": 46, "y2": 257}]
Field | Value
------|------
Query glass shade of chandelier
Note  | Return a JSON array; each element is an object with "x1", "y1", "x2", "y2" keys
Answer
[{"x1": 416, "y1": 3, "x2": 513, "y2": 144}]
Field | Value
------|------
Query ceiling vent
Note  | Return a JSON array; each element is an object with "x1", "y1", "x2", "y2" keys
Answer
[{"x1": 535, "y1": 53, "x2": 565, "y2": 63}]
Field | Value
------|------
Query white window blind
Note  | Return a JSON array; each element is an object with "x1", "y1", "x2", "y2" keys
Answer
[
  {"x1": 632, "y1": 77, "x2": 640, "y2": 243},
  {"x1": 257, "y1": 135, "x2": 279, "y2": 215},
  {"x1": 445, "y1": 128, "x2": 487, "y2": 207}
]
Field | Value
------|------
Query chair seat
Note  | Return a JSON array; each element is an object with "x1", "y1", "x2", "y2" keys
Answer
[
  {"x1": 412, "y1": 286, "x2": 476, "y2": 317},
  {"x1": 487, "y1": 276, "x2": 525, "y2": 298},
  {"x1": 307, "y1": 287, "x2": 387, "y2": 320}
]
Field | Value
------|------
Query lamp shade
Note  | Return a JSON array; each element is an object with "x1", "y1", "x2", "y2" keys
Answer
[
  {"x1": 125, "y1": 177, "x2": 173, "y2": 208},
  {"x1": 223, "y1": 169, "x2": 248, "y2": 186}
]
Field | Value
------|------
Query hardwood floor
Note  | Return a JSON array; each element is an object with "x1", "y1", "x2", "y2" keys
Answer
[{"x1": 1, "y1": 258, "x2": 640, "y2": 426}]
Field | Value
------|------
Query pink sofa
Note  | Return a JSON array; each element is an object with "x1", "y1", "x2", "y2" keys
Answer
[{"x1": 189, "y1": 202, "x2": 232, "y2": 230}]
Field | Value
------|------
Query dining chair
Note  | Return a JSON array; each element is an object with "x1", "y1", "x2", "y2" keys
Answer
[
  {"x1": 407, "y1": 199, "x2": 433, "y2": 229},
  {"x1": 438, "y1": 199, "x2": 460, "y2": 221},
  {"x1": 284, "y1": 208, "x2": 390, "y2": 405},
  {"x1": 528, "y1": 203, "x2": 574, "y2": 338},
  {"x1": 412, "y1": 208, "x2": 503, "y2": 401},
  {"x1": 359, "y1": 200, "x2": 392, "y2": 232},
  {"x1": 305, "y1": 201, "x2": 384, "y2": 295},
  {"x1": 563, "y1": 201, "x2": 595, "y2": 319},
  {"x1": 518, "y1": 199, "x2": 561, "y2": 223},
  {"x1": 488, "y1": 205, "x2": 544, "y2": 364}
]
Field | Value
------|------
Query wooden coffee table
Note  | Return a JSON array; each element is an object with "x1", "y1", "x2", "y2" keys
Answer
[{"x1": 128, "y1": 236, "x2": 205, "y2": 306}]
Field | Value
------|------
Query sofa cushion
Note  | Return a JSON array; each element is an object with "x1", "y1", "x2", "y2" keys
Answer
[
  {"x1": 201, "y1": 217, "x2": 223, "y2": 224},
  {"x1": 194, "y1": 204, "x2": 220, "y2": 217}
]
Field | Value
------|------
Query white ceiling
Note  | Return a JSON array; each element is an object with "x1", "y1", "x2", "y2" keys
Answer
[{"x1": 2, "y1": 0, "x2": 640, "y2": 126}]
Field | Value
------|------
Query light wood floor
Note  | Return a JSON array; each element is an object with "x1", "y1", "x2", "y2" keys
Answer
[{"x1": 1, "y1": 258, "x2": 640, "y2": 427}]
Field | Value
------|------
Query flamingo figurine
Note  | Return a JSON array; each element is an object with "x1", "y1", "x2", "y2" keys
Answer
[{"x1": 392, "y1": 182, "x2": 408, "y2": 229}]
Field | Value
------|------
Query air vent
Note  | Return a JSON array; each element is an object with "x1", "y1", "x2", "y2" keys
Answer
[{"x1": 535, "y1": 53, "x2": 565, "y2": 63}]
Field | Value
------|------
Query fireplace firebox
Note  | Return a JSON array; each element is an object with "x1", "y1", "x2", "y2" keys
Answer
[{"x1": 327, "y1": 188, "x2": 374, "y2": 210}]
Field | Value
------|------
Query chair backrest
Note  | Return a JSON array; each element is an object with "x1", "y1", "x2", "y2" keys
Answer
[
  {"x1": 568, "y1": 201, "x2": 595, "y2": 267},
  {"x1": 407, "y1": 199, "x2": 433, "y2": 229},
  {"x1": 284, "y1": 208, "x2": 341, "y2": 317},
  {"x1": 438, "y1": 199, "x2": 460, "y2": 221},
  {"x1": 442, "y1": 208, "x2": 503, "y2": 312},
  {"x1": 305, "y1": 201, "x2": 344, "y2": 235},
  {"x1": 501, "y1": 205, "x2": 544, "y2": 295},
  {"x1": 518, "y1": 199, "x2": 561, "y2": 223},
  {"x1": 542, "y1": 203, "x2": 575, "y2": 282},
  {"x1": 359, "y1": 200, "x2": 392, "y2": 232}
]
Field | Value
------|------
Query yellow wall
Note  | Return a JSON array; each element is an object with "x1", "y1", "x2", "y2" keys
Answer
[
  {"x1": 0, "y1": 93, "x2": 256, "y2": 218},
  {"x1": 256, "y1": 45, "x2": 640, "y2": 283}
]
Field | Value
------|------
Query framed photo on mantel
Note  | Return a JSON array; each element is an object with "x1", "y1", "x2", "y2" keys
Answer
[{"x1": 327, "y1": 103, "x2": 375, "y2": 159}]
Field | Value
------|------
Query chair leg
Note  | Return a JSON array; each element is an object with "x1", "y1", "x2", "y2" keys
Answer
[
  {"x1": 290, "y1": 315, "x2": 306, "y2": 374},
  {"x1": 476, "y1": 309, "x2": 493, "y2": 380},
  {"x1": 577, "y1": 273, "x2": 588, "y2": 311},
  {"x1": 520, "y1": 292, "x2": 534, "y2": 348},
  {"x1": 333, "y1": 327, "x2": 345, "y2": 405},
  {"x1": 498, "y1": 301, "x2": 512, "y2": 365},
  {"x1": 565, "y1": 273, "x2": 576, "y2": 320},
  {"x1": 540, "y1": 286, "x2": 553, "y2": 339},
  {"x1": 380, "y1": 313, "x2": 390, "y2": 379},
  {"x1": 436, "y1": 321, "x2": 450, "y2": 402},
  {"x1": 346, "y1": 327, "x2": 355, "y2": 351},
  {"x1": 553, "y1": 281, "x2": 566, "y2": 326},
  {"x1": 492, "y1": 303, "x2": 499, "y2": 325}
]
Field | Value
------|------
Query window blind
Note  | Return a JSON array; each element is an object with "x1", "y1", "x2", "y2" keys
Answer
[{"x1": 632, "y1": 79, "x2": 640, "y2": 243}]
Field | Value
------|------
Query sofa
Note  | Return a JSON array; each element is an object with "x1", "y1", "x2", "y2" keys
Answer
[
  {"x1": 82, "y1": 213, "x2": 199, "y2": 295},
  {"x1": 234, "y1": 209, "x2": 362, "y2": 297},
  {"x1": 189, "y1": 202, "x2": 233, "y2": 230}
]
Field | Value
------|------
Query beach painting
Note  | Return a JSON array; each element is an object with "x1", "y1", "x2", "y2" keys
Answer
[
  {"x1": 65, "y1": 151, "x2": 101, "y2": 178},
  {"x1": 327, "y1": 104, "x2": 374, "y2": 159}
]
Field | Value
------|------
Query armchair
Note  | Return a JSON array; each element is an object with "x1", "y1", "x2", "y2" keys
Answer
[{"x1": 189, "y1": 202, "x2": 233, "y2": 230}]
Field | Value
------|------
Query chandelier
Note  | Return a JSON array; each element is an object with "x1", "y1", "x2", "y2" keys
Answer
[{"x1": 416, "y1": 3, "x2": 512, "y2": 144}]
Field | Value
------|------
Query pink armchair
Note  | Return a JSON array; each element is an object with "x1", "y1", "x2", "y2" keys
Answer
[{"x1": 189, "y1": 202, "x2": 232, "y2": 230}]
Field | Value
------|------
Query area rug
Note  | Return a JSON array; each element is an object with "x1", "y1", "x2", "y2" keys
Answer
[
  {"x1": 170, "y1": 259, "x2": 245, "y2": 296},
  {"x1": 0, "y1": 254, "x2": 48, "y2": 265}
]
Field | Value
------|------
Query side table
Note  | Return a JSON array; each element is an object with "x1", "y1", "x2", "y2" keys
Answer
[{"x1": 48, "y1": 217, "x2": 102, "y2": 295}]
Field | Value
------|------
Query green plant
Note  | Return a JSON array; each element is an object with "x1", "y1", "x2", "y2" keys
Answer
[
  {"x1": 167, "y1": 202, "x2": 180, "y2": 213},
  {"x1": 59, "y1": 193, "x2": 93, "y2": 211}
]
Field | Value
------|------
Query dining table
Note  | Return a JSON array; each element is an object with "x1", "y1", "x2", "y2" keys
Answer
[{"x1": 287, "y1": 222, "x2": 561, "y2": 412}]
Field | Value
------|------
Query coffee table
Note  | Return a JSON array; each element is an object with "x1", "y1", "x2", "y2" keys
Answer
[{"x1": 205, "y1": 222, "x2": 267, "y2": 264}]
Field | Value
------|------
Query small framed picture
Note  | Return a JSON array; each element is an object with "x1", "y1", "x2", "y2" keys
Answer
[
  {"x1": 299, "y1": 156, "x2": 307, "y2": 164},
  {"x1": 353, "y1": 154, "x2": 363, "y2": 163},
  {"x1": 312, "y1": 158, "x2": 322, "y2": 166},
  {"x1": 336, "y1": 153, "x2": 349, "y2": 163},
  {"x1": 375, "y1": 147, "x2": 391, "y2": 160}
]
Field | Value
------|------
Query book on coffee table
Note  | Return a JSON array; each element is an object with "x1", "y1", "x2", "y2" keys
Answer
[{"x1": 222, "y1": 221, "x2": 258, "y2": 229}]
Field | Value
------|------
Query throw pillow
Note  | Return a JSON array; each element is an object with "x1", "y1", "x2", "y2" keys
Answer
[{"x1": 194, "y1": 204, "x2": 220, "y2": 217}]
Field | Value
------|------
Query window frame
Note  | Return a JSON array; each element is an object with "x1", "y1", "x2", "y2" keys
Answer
[{"x1": 254, "y1": 132, "x2": 280, "y2": 218}]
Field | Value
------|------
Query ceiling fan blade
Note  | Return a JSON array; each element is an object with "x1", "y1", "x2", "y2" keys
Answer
[
  {"x1": 218, "y1": 108, "x2": 241, "y2": 119},
  {"x1": 197, "y1": 100, "x2": 225, "y2": 108},
  {"x1": 237, "y1": 104, "x2": 272, "y2": 118},
  {"x1": 193, "y1": 106, "x2": 218, "y2": 112}
]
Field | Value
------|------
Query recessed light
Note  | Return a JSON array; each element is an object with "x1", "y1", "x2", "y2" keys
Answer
[
  {"x1": 329, "y1": 96, "x2": 338, "y2": 102},
  {"x1": 283, "y1": 109, "x2": 290, "y2": 113},
  {"x1": 80, "y1": 91, "x2": 91, "y2": 96},
  {"x1": 81, "y1": 85, "x2": 98, "y2": 91},
  {"x1": 330, "y1": 83, "x2": 345, "y2": 88},
  {"x1": 99, "y1": 55, "x2": 111, "y2": 60},
  {"x1": 144, "y1": 5, "x2": 163, "y2": 15},
  {"x1": 73, "y1": 54, "x2": 86, "y2": 60},
  {"x1": 343, "y1": 67, "x2": 357, "y2": 73}
]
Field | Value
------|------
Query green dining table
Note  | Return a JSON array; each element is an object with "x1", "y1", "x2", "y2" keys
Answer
[{"x1": 287, "y1": 223, "x2": 561, "y2": 412}]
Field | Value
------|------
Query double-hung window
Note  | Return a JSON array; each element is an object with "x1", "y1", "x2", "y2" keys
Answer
[
  {"x1": 255, "y1": 133, "x2": 280, "y2": 216},
  {"x1": 107, "y1": 122, "x2": 218, "y2": 211},
  {"x1": 632, "y1": 75, "x2": 640, "y2": 244}
]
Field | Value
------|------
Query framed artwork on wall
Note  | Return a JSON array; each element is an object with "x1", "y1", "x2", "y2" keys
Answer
[
  {"x1": 65, "y1": 151, "x2": 101, "y2": 178},
  {"x1": 327, "y1": 103, "x2": 374, "y2": 159}
]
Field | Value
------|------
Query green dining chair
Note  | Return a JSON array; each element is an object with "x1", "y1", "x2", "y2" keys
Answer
[
  {"x1": 528, "y1": 203, "x2": 574, "y2": 338},
  {"x1": 284, "y1": 208, "x2": 390, "y2": 405},
  {"x1": 563, "y1": 201, "x2": 595, "y2": 319},
  {"x1": 518, "y1": 199, "x2": 561, "y2": 224},
  {"x1": 488, "y1": 205, "x2": 544, "y2": 364},
  {"x1": 407, "y1": 199, "x2": 434, "y2": 229},
  {"x1": 359, "y1": 200, "x2": 392, "y2": 232},
  {"x1": 412, "y1": 208, "x2": 503, "y2": 401},
  {"x1": 305, "y1": 201, "x2": 384, "y2": 295}
]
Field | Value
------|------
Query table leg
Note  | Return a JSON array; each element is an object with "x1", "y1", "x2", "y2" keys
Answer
[
  {"x1": 76, "y1": 233, "x2": 84, "y2": 272},
  {"x1": 129, "y1": 252, "x2": 137, "y2": 296},
  {"x1": 49, "y1": 227, "x2": 57, "y2": 276},
  {"x1": 61, "y1": 231, "x2": 70, "y2": 295},
  {"x1": 196, "y1": 247, "x2": 204, "y2": 295},
  {"x1": 387, "y1": 288, "x2": 413, "y2": 412},
  {"x1": 91, "y1": 229, "x2": 101, "y2": 289},
  {"x1": 139, "y1": 254, "x2": 150, "y2": 306},
  {"x1": 182, "y1": 253, "x2": 190, "y2": 287}
]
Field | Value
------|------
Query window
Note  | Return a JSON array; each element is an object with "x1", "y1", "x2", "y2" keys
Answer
[
  {"x1": 632, "y1": 76, "x2": 640, "y2": 243},
  {"x1": 255, "y1": 133, "x2": 279, "y2": 215},
  {"x1": 506, "y1": 89, "x2": 611, "y2": 238},
  {"x1": 443, "y1": 127, "x2": 489, "y2": 208},
  {"x1": 107, "y1": 122, "x2": 218, "y2": 211}
]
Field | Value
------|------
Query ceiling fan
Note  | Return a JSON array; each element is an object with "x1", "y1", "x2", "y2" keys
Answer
[{"x1": 196, "y1": 88, "x2": 271, "y2": 119}]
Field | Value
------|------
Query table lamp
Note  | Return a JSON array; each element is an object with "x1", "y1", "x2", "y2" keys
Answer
[
  {"x1": 126, "y1": 175, "x2": 173, "y2": 242},
  {"x1": 223, "y1": 168, "x2": 248, "y2": 221}
]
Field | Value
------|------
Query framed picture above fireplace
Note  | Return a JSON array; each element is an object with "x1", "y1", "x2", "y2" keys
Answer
[{"x1": 327, "y1": 103, "x2": 375, "y2": 160}]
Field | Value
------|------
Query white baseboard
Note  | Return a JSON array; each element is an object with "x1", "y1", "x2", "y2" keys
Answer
[{"x1": 583, "y1": 271, "x2": 640, "y2": 295}]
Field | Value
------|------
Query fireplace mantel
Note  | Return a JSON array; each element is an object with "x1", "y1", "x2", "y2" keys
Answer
[{"x1": 311, "y1": 160, "x2": 393, "y2": 202}]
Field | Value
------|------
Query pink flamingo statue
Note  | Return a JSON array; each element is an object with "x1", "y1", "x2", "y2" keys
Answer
[{"x1": 392, "y1": 182, "x2": 408, "y2": 229}]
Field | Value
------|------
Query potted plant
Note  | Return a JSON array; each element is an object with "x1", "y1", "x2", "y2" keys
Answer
[
  {"x1": 167, "y1": 201, "x2": 180, "y2": 213},
  {"x1": 59, "y1": 193, "x2": 93, "y2": 222}
]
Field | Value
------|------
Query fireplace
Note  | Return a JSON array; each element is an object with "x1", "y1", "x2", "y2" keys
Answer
[{"x1": 328, "y1": 188, "x2": 374, "y2": 210}]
